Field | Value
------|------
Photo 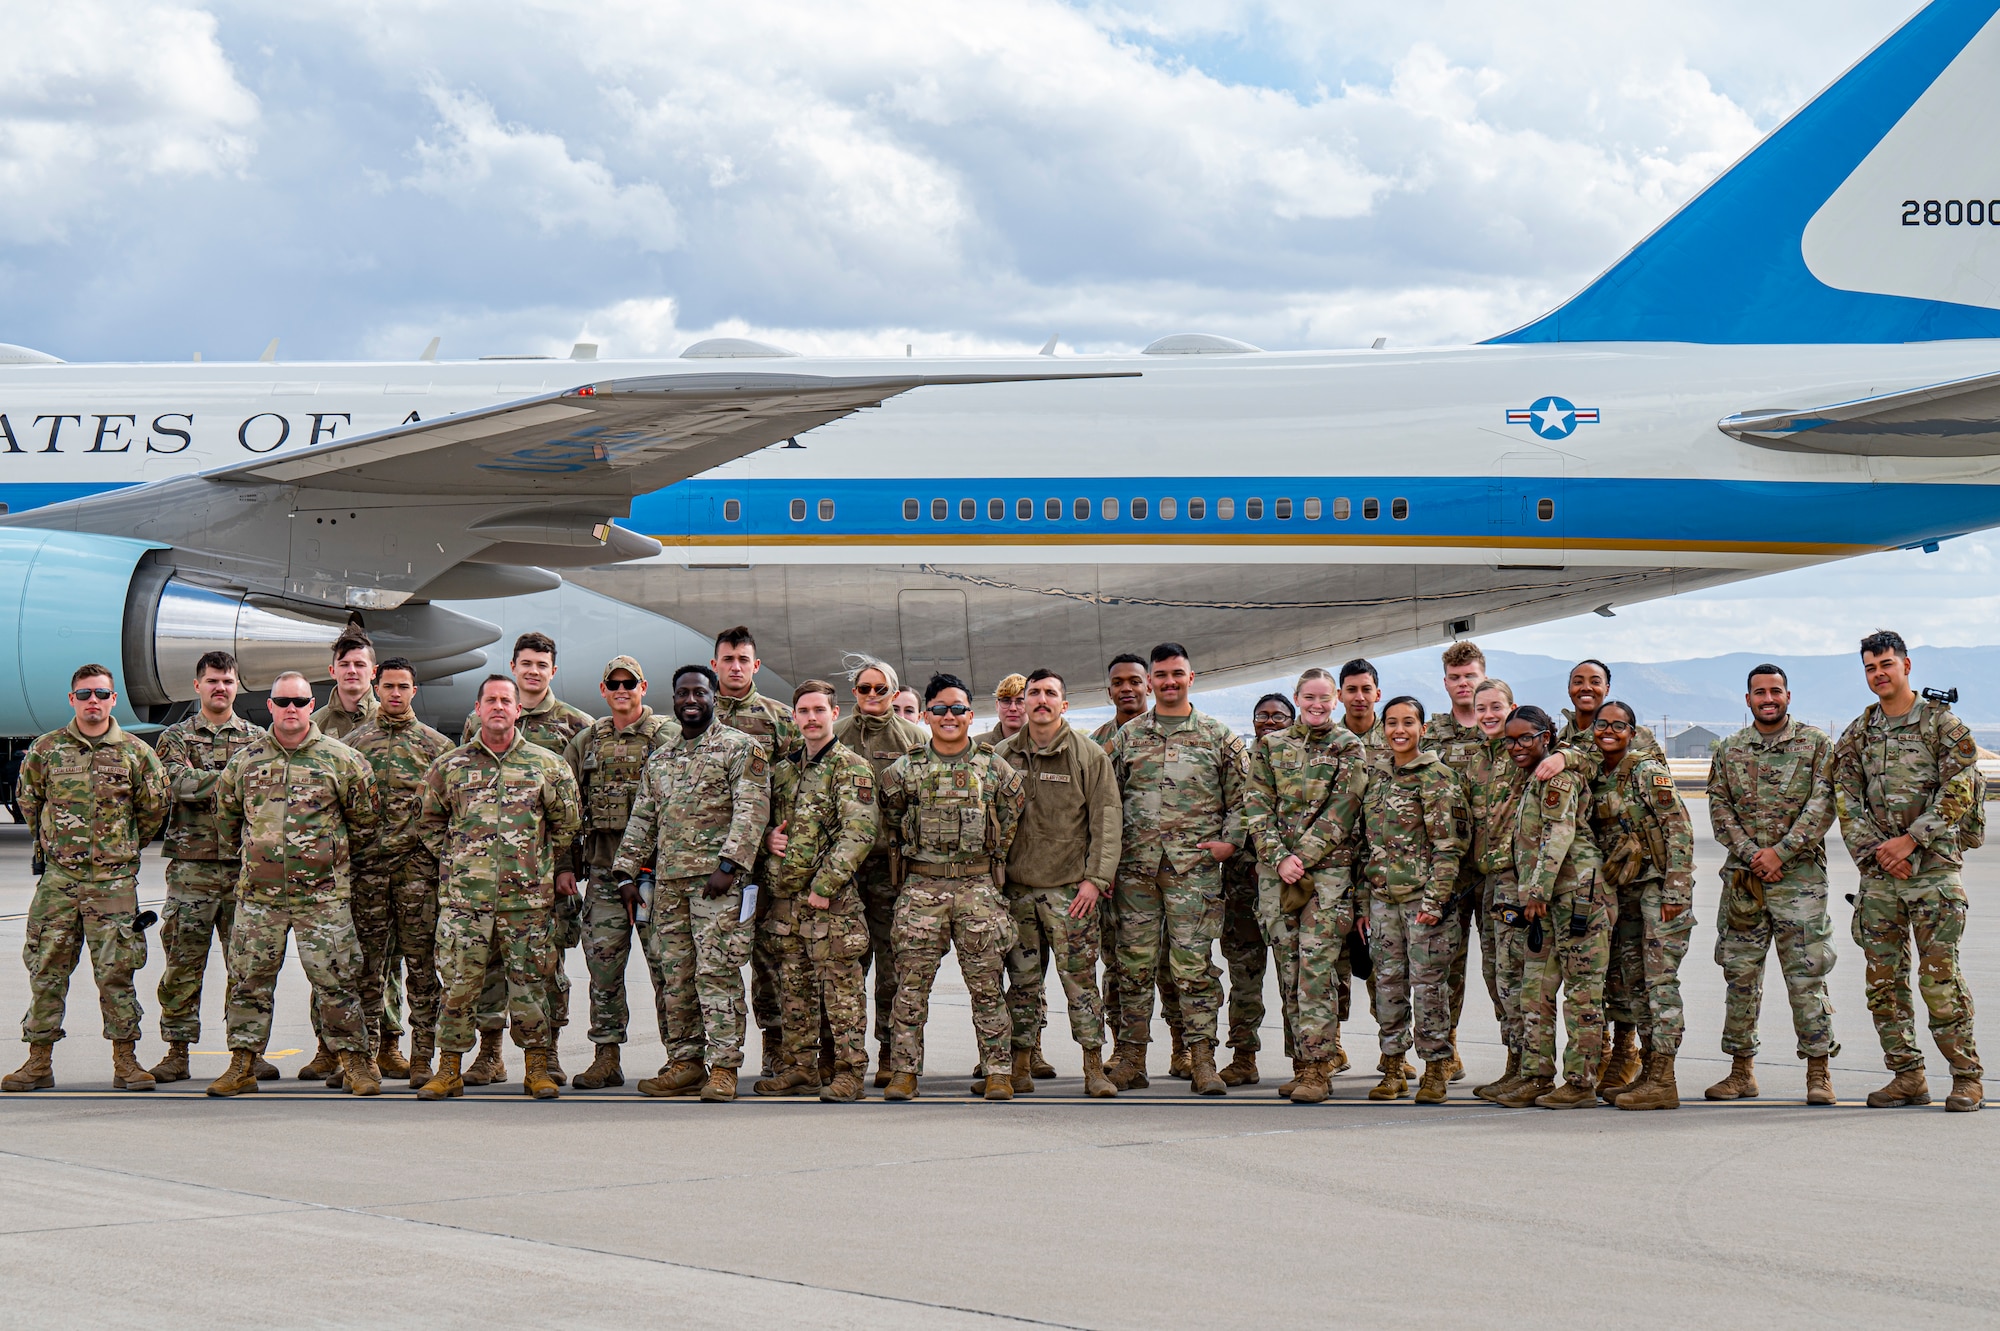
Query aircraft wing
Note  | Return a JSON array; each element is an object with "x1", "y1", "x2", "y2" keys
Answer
[
  {"x1": 1719, "y1": 371, "x2": 2000, "y2": 456},
  {"x1": 206, "y1": 369, "x2": 1137, "y2": 496}
]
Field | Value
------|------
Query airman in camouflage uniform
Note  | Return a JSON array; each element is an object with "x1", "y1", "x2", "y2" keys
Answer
[
  {"x1": 420, "y1": 685, "x2": 584, "y2": 1100},
  {"x1": 562, "y1": 657, "x2": 675, "y2": 1090},
  {"x1": 1463, "y1": 689, "x2": 1533, "y2": 1101},
  {"x1": 613, "y1": 665, "x2": 770, "y2": 1102},
  {"x1": 148, "y1": 671, "x2": 264, "y2": 1083},
  {"x1": 1244, "y1": 681, "x2": 1367, "y2": 1106},
  {"x1": 877, "y1": 681, "x2": 1025, "y2": 1100},
  {"x1": 1833, "y1": 632, "x2": 1983, "y2": 1112},
  {"x1": 752, "y1": 681, "x2": 877, "y2": 1101},
  {"x1": 207, "y1": 676, "x2": 380, "y2": 1097},
  {"x1": 1706, "y1": 667, "x2": 1841, "y2": 1105},
  {"x1": 1423, "y1": 707, "x2": 1487, "y2": 1076},
  {"x1": 1218, "y1": 693, "x2": 1297, "y2": 1086},
  {"x1": 5, "y1": 671, "x2": 170, "y2": 1094}
]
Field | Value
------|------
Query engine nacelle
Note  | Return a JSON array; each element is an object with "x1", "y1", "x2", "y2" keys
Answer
[{"x1": 0, "y1": 529, "x2": 163, "y2": 736}]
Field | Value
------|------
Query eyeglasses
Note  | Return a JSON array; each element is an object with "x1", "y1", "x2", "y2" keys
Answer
[
  {"x1": 853, "y1": 683, "x2": 890, "y2": 696},
  {"x1": 926, "y1": 704, "x2": 973, "y2": 717},
  {"x1": 1503, "y1": 733, "x2": 1545, "y2": 748},
  {"x1": 71, "y1": 688, "x2": 113, "y2": 701},
  {"x1": 603, "y1": 679, "x2": 642, "y2": 691},
  {"x1": 1593, "y1": 719, "x2": 1634, "y2": 733},
  {"x1": 268, "y1": 696, "x2": 315, "y2": 709}
]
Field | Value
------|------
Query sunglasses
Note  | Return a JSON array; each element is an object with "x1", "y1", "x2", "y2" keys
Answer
[
  {"x1": 268, "y1": 696, "x2": 315, "y2": 709},
  {"x1": 603, "y1": 678, "x2": 642, "y2": 691},
  {"x1": 926, "y1": 703, "x2": 973, "y2": 717},
  {"x1": 853, "y1": 683, "x2": 890, "y2": 696},
  {"x1": 71, "y1": 688, "x2": 114, "y2": 701}
]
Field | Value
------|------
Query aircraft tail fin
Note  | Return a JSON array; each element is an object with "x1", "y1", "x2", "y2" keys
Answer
[{"x1": 1487, "y1": 0, "x2": 2000, "y2": 345}]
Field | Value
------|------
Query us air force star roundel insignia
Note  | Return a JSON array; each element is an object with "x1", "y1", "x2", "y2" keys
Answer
[{"x1": 1505, "y1": 396, "x2": 1600, "y2": 440}]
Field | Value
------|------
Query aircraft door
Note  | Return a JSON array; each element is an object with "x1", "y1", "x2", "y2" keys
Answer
[
  {"x1": 1488, "y1": 451, "x2": 1566, "y2": 570},
  {"x1": 898, "y1": 590, "x2": 973, "y2": 688},
  {"x1": 682, "y1": 491, "x2": 749, "y2": 568}
]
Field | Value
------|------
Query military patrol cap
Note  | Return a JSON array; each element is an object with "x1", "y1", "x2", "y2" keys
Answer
[{"x1": 602, "y1": 655, "x2": 646, "y2": 683}]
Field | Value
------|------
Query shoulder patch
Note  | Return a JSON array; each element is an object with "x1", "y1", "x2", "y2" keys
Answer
[
  {"x1": 1650, "y1": 772, "x2": 1674, "y2": 788},
  {"x1": 1543, "y1": 784, "x2": 1563, "y2": 809}
]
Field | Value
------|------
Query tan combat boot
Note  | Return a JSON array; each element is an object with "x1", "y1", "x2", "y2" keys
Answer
[
  {"x1": 1475, "y1": 1048, "x2": 1522, "y2": 1102},
  {"x1": 111, "y1": 1040, "x2": 156, "y2": 1091},
  {"x1": 298, "y1": 1039, "x2": 339, "y2": 1080},
  {"x1": 1278, "y1": 1059, "x2": 1306, "y2": 1099},
  {"x1": 3, "y1": 1043, "x2": 55, "y2": 1092},
  {"x1": 1447, "y1": 1029, "x2": 1465, "y2": 1083},
  {"x1": 1414, "y1": 1059, "x2": 1451, "y2": 1105},
  {"x1": 1536, "y1": 1078, "x2": 1599, "y2": 1110},
  {"x1": 819, "y1": 1070, "x2": 865, "y2": 1102},
  {"x1": 1329, "y1": 1028, "x2": 1350, "y2": 1075},
  {"x1": 204, "y1": 1049, "x2": 259, "y2": 1097},
  {"x1": 1493, "y1": 1075, "x2": 1556, "y2": 1108},
  {"x1": 522, "y1": 1047, "x2": 560, "y2": 1099},
  {"x1": 573, "y1": 1044, "x2": 624, "y2": 1090},
  {"x1": 546, "y1": 1046, "x2": 568, "y2": 1086},
  {"x1": 883, "y1": 1071, "x2": 919, "y2": 1101},
  {"x1": 1617, "y1": 1052, "x2": 1680, "y2": 1110},
  {"x1": 462, "y1": 1029, "x2": 506, "y2": 1086},
  {"x1": 754, "y1": 1063, "x2": 819, "y2": 1097},
  {"x1": 1367, "y1": 1063, "x2": 1408, "y2": 1102},
  {"x1": 407, "y1": 1034, "x2": 435, "y2": 1089},
  {"x1": 416, "y1": 1050, "x2": 464, "y2": 1100},
  {"x1": 637, "y1": 1060, "x2": 707, "y2": 1098},
  {"x1": 1805, "y1": 1055, "x2": 1835, "y2": 1106},
  {"x1": 1189, "y1": 1040, "x2": 1226, "y2": 1096},
  {"x1": 1030, "y1": 1037, "x2": 1056, "y2": 1079},
  {"x1": 1081, "y1": 1047, "x2": 1117, "y2": 1098},
  {"x1": 983, "y1": 1070, "x2": 1014, "y2": 1100},
  {"x1": 1705, "y1": 1054, "x2": 1758, "y2": 1100},
  {"x1": 1946, "y1": 1074, "x2": 1984, "y2": 1112},
  {"x1": 1168, "y1": 1027, "x2": 1192, "y2": 1080},
  {"x1": 874, "y1": 1052, "x2": 893, "y2": 1089},
  {"x1": 149, "y1": 1041, "x2": 191, "y2": 1084},
  {"x1": 1219, "y1": 1048, "x2": 1260, "y2": 1086},
  {"x1": 1010, "y1": 1048, "x2": 1036, "y2": 1094},
  {"x1": 1289, "y1": 1061, "x2": 1331, "y2": 1104},
  {"x1": 339, "y1": 1050, "x2": 382, "y2": 1096},
  {"x1": 251, "y1": 1054, "x2": 281, "y2": 1080},
  {"x1": 376, "y1": 1034, "x2": 410, "y2": 1080},
  {"x1": 698, "y1": 1066, "x2": 738, "y2": 1102},
  {"x1": 1596, "y1": 1024, "x2": 1643, "y2": 1101},
  {"x1": 1105, "y1": 1043, "x2": 1150, "y2": 1092},
  {"x1": 1866, "y1": 1067, "x2": 1930, "y2": 1107}
]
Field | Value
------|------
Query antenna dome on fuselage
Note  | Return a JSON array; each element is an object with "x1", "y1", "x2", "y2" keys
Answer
[
  {"x1": 1140, "y1": 333, "x2": 1261, "y2": 355},
  {"x1": 680, "y1": 337, "x2": 800, "y2": 358}
]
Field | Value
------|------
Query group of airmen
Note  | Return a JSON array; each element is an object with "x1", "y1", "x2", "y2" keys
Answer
[{"x1": 2, "y1": 622, "x2": 1985, "y2": 1112}]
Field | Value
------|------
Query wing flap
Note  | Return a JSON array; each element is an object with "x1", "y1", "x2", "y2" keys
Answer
[{"x1": 1720, "y1": 369, "x2": 2000, "y2": 455}]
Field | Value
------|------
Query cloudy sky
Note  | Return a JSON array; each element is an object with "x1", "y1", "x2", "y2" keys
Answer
[{"x1": 2, "y1": 0, "x2": 1984, "y2": 659}]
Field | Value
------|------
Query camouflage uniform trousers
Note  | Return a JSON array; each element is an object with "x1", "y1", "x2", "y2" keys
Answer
[
  {"x1": 475, "y1": 899, "x2": 575, "y2": 1036},
  {"x1": 1629, "y1": 880, "x2": 1693, "y2": 1053},
  {"x1": 1113, "y1": 861, "x2": 1225, "y2": 1048},
  {"x1": 354, "y1": 863, "x2": 442, "y2": 1043},
  {"x1": 1292, "y1": 872, "x2": 1355, "y2": 1065},
  {"x1": 1851, "y1": 871, "x2": 1982, "y2": 1077},
  {"x1": 1444, "y1": 868, "x2": 1488, "y2": 1032},
  {"x1": 856, "y1": 854, "x2": 902, "y2": 1053},
  {"x1": 1366, "y1": 895, "x2": 1461, "y2": 1063},
  {"x1": 19, "y1": 868, "x2": 146, "y2": 1045},
  {"x1": 641, "y1": 876, "x2": 755, "y2": 1070},
  {"x1": 1099, "y1": 888, "x2": 1184, "y2": 1045},
  {"x1": 1220, "y1": 869, "x2": 1267, "y2": 1053},
  {"x1": 1265, "y1": 905, "x2": 1302, "y2": 1060},
  {"x1": 751, "y1": 924, "x2": 784, "y2": 1062},
  {"x1": 1605, "y1": 880, "x2": 1645, "y2": 1027},
  {"x1": 889, "y1": 873, "x2": 1013, "y2": 1076},
  {"x1": 436, "y1": 901, "x2": 553, "y2": 1053},
  {"x1": 156, "y1": 860, "x2": 238, "y2": 1043},
  {"x1": 225, "y1": 899, "x2": 368, "y2": 1053},
  {"x1": 1003, "y1": 884, "x2": 1107, "y2": 1051},
  {"x1": 581, "y1": 871, "x2": 667, "y2": 1046},
  {"x1": 772, "y1": 901, "x2": 871, "y2": 1074},
  {"x1": 1482, "y1": 870, "x2": 1529, "y2": 1050},
  {"x1": 1518, "y1": 880, "x2": 1611, "y2": 1084},
  {"x1": 1715, "y1": 867, "x2": 1839, "y2": 1060}
]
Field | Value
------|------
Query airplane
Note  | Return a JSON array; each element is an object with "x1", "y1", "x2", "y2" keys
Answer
[{"x1": 7, "y1": 0, "x2": 2000, "y2": 767}]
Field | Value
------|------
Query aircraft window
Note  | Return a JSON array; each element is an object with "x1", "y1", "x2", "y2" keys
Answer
[
  {"x1": 1218, "y1": 497, "x2": 1235, "y2": 520},
  {"x1": 931, "y1": 498, "x2": 947, "y2": 520},
  {"x1": 1101, "y1": 497, "x2": 1119, "y2": 520},
  {"x1": 1246, "y1": 497, "x2": 1264, "y2": 520},
  {"x1": 1189, "y1": 497, "x2": 1206, "y2": 520},
  {"x1": 818, "y1": 499, "x2": 835, "y2": 520},
  {"x1": 905, "y1": 499, "x2": 920, "y2": 521},
  {"x1": 1159, "y1": 497, "x2": 1177, "y2": 520},
  {"x1": 960, "y1": 498, "x2": 975, "y2": 520},
  {"x1": 1017, "y1": 497, "x2": 1033, "y2": 520},
  {"x1": 1333, "y1": 497, "x2": 1351, "y2": 520},
  {"x1": 989, "y1": 497, "x2": 1004, "y2": 520},
  {"x1": 1074, "y1": 497, "x2": 1090, "y2": 520},
  {"x1": 724, "y1": 499, "x2": 741, "y2": 522},
  {"x1": 1303, "y1": 497, "x2": 1321, "y2": 520},
  {"x1": 790, "y1": 499, "x2": 806, "y2": 521},
  {"x1": 1046, "y1": 497, "x2": 1061, "y2": 520},
  {"x1": 1363, "y1": 498, "x2": 1379, "y2": 519},
  {"x1": 1129, "y1": 497, "x2": 1147, "y2": 520},
  {"x1": 1275, "y1": 497, "x2": 1293, "y2": 520},
  {"x1": 1538, "y1": 497, "x2": 1555, "y2": 521},
  {"x1": 1391, "y1": 497, "x2": 1409, "y2": 520}
]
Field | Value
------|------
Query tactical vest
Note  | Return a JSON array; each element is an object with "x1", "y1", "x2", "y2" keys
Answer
[
  {"x1": 906, "y1": 754, "x2": 995, "y2": 858},
  {"x1": 579, "y1": 718, "x2": 667, "y2": 834}
]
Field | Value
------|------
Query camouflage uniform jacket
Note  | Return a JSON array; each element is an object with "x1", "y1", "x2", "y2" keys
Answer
[
  {"x1": 346, "y1": 709, "x2": 453, "y2": 869},
  {"x1": 1360, "y1": 752, "x2": 1469, "y2": 913},
  {"x1": 16, "y1": 718, "x2": 170, "y2": 880},
  {"x1": 216, "y1": 726, "x2": 378, "y2": 904},
  {"x1": 1244, "y1": 721, "x2": 1367, "y2": 873},
  {"x1": 972, "y1": 723, "x2": 1021, "y2": 750},
  {"x1": 417, "y1": 732, "x2": 583, "y2": 910},
  {"x1": 612, "y1": 723, "x2": 770, "y2": 882},
  {"x1": 1589, "y1": 752, "x2": 1695, "y2": 909},
  {"x1": 1558, "y1": 709, "x2": 1665, "y2": 763},
  {"x1": 312, "y1": 690, "x2": 377, "y2": 740},
  {"x1": 880, "y1": 743, "x2": 1026, "y2": 872},
  {"x1": 832, "y1": 709, "x2": 927, "y2": 856},
  {"x1": 1706, "y1": 719, "x2": 1836, "y2": 873},
  {"x1": 766, "y1": 740, "x2": 878, "y2": 902},
  {"x1": 1105, "y1": 708, "x2": 1249, "y2": 876},
  {"x1": 715, "y1": 687, "x2": 803, "y2": 763},
  {"x1": 1340, "y1": 715, "x2": 1393, "y2": 770},
  {"x1": 1833, "y1": 698, "x2": 1978, "y2": 881},
  {"x1": 1512, "y1": 768, "x2": 1604, "y2": 908},
  {"x1": 155, "y1": 710, "x2": 263, "y2": 862},
  {"x1": 563, "y1": 708, "x2": 675, "y2": 871},
  {"x1": 995, "y1": 725, "x2": 1122, "y2": 891},
  {"x1": 461, "y1": 690, "x2": 591, "y2": 756},
  {"x1": 1422, "y1": 712, "x2": 1486, "y2": 774}
]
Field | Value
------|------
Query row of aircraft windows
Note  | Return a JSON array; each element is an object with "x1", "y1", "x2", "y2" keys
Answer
[{"x1": 774, "y1": 495, "x2": 1451, "y2": 522}]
